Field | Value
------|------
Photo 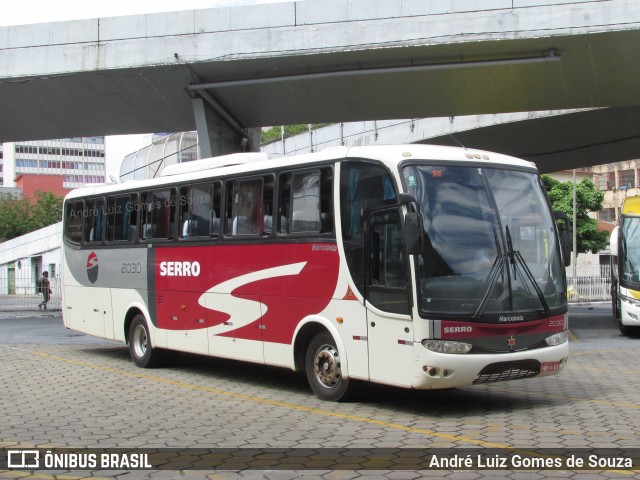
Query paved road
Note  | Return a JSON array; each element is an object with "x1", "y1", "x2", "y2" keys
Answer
[{"x1": 1, "y1": 304, "x2": 639, "y2": 479}]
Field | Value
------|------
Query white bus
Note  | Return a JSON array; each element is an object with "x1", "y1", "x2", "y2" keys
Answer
[
  {"x1": 62, "y1": 145, "x2": 570, "y2": 401},
  {"x1": 611, "y1": 195, "x2": 640, "y2": 335}
]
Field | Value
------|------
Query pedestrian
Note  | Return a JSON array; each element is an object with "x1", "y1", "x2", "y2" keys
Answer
[{"x1": 38, "y1": 271, "x2": 51, "y2": 310}]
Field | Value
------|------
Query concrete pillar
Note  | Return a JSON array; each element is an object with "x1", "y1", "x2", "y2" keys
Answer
[{"x1": 192, "y1": 96, "x2": 260, "y2": 158}]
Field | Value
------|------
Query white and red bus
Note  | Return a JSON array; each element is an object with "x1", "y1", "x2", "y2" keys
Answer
[{"x1": 62, "y1": 145, "x2": 570, "y2": 401}]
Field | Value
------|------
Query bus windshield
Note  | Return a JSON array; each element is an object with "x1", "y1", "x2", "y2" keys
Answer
[
  {"x1": 621, "y1": 216, "x2": 640, "y2": 288},
  {"x1": 402, "y1": 164, "x2": 565, "y2": 320}
]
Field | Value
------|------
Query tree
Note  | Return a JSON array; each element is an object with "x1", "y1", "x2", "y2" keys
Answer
[
  {"x1": 0, "y1": 191, "x2": 63, "y2": 242},
  {"x1": 260, "y1": 124, "x2": 333, "y2": 145},
  {"x1": 541, "y1": 174, "x2": 609, "y2": 254}
]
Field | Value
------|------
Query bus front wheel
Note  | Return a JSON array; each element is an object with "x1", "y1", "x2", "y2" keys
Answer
[
  {"x1": 129, "y1": 315, "x2": 164, "y2": 368},
  {"x1": 305, "y1": 331, "x2": 354, "y2": 402}
]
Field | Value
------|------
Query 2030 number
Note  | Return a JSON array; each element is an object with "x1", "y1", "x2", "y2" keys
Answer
[{"x1": 121, "y1": 262, "x2": 142, "y2": 274}]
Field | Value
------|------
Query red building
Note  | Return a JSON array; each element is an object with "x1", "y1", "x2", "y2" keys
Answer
[{"x1": 14, "y1": 174, "x2": 71, "y2": 200}]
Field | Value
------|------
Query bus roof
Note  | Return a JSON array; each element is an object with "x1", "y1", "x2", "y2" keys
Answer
[
  {"x1": 64, "y1": 144, "x2": 537, "y2": 201},
  {"x1": 622, "y1": 196, "x2": 640, "y2": 216}
]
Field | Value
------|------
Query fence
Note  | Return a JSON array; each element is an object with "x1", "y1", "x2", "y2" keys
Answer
[
  {"x1": 0, "y1": 274, "x2": 61, "y2": 311},
  {"x1": 566, "y1": 264, "x2": 612, "y2": 303},
  {"x1": 0, "y1": 268, "x2": 611, "y2": 311}
]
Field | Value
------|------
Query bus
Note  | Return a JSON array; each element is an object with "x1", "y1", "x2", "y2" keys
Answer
[
  {"x1": 62, "y1": 145, "x2": 571, "y2": 401},
  {"x1": 610, "y1": 195, "x2": 640, "y2": 335}
]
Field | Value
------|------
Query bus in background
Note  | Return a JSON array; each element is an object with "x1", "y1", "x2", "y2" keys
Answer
[
  {"x1": 611, "y1": 195, "x2": 640, "y2": 335},
  {"x1": 62, "y1": 145, "x2": 571, "y2": 401}
]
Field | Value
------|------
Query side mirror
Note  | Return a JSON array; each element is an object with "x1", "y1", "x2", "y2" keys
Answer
[
  {"x1": 610, "y1": 226, "x2": 619, "y2": 257},
  {"x1": 405, "y1": 212, "x2": 424, "y2": 255},
  {"x1": 554, "y1": 211, "x2": 572, "y2": 267},
  {"x1": 398, "y1": 193, "x2": 418, "y2": 207}
]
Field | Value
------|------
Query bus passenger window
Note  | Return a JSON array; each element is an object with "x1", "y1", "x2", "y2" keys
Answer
[
  {"x1": 180, "y1": 183, "x2": 219, "y2": 239},
  {"x1": 84, "y1": 199, "x2": 104, "y2": 243},
  {"x1": 141, "y1": 190, "x2": 172, "y2": 240},
  {"x1": 64, "y1": 201, "x2": 84, "y2": 244},
  {"x1": 231, "y1": 179, "x2": 263, "y2": 236},
  {"x1": 107, "y1": 195, "x2": 133, "y2": 242},
  {"x1": 291, "y1": 171, "x2": 321, "y2": 233}
]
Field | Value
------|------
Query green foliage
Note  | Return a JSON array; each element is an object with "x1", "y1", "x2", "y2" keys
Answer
[
  {"x1": 0, "y1": 191, "x2": 63, "y2": 242},
  {"x1": 541, "y1": 174, "x2": 609, "y2": 254},
  {"x1": 260, "y1": 124, "x2": 333, "y2": 145}
]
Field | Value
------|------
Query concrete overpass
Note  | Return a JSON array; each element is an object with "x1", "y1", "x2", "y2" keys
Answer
[
  {"x1": 2, "y1": 0, "x2": 640, "y2": 169},
  {"x1": 262, "y1": 107, "x2": 640, "y2": 173}
]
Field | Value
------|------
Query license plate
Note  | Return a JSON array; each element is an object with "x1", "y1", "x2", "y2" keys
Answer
[{"x1": 540, "y1": 361, "x2": 561, "y2": 373}]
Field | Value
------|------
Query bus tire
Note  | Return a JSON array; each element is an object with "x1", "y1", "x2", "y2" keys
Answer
[
  {"x1": 305, "y1": 331, "x2": 354, "y2": 402},
  {"x1": 129, "y1": 314, "x2": 164, "y2": 368}
]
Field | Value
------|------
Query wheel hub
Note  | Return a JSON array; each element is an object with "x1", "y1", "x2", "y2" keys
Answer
[
  {"x1": 133, "y1": 325, "x2": 148, "y2": 358},
  {"x1": 314, "y1": 345, "x2": 341, "y2": 388}
]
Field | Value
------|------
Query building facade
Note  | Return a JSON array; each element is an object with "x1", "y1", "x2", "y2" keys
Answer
[
  {"x1": 1, "y1": 137, "x2": 106, "y2": 190},
  {"x1": 591, "y1": 160, "x2": 640, "y2": 224}
]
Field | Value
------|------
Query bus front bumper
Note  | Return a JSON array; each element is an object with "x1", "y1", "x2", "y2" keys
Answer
[{"x1": 411, "y1": 342, "x2": 570, "y2": 390}]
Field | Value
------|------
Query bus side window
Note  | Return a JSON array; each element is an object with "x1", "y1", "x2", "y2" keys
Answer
[
  {"x1": 142, "y1": 190, "x2": 172, "y2": 240},
  {"x1": 320, "y1": 167, "x2": 334, "y2": 233},
  {"x1": 64, "y1": 201, "x2": 84, "y2": 244},
  {"x1": 291, "y1": 170, "x2": 321, "y2": 233},
  {"x1": 107, "y1": 195, "x2": 134, "y2": 242},
  {"x1": 230, "y1": 178, "x2": 263, "y2": 236},
  {"x1": 366, "y1": 208, "x2": 410, "y2": 315},
  {"x1": 340, "y1": 161, "x2": 397, "y2": 294},
  {"x1": 84, "y1": 198, "x2": 104, "y2": 243},
  {"x1": 180, "y1": 183, "x2": 220, "y2": 239},
  {"x1": 277, "y1": 167, "x2": 333, "y2": 235}
]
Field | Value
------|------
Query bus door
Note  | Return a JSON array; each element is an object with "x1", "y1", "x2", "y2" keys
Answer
[{"x1": 364, "y1": 207, "x2": 414, "y2": 387}]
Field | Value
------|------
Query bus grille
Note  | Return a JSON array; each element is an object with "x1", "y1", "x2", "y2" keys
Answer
[{"x1": 473, "y1": 360, "x2": 541, "y2": 384}]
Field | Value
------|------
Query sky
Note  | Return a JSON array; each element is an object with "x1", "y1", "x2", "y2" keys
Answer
[{"x1": 0, "y1": 0, "x2": 284, "y2": 179}]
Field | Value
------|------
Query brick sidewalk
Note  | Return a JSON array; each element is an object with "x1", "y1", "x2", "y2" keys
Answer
[{"x1": 1, "y1": 321, "x2": 640, "y2": 478}]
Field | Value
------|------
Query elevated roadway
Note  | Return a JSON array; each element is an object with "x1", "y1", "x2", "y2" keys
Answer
[
  {"x1": 2, "y1": 0, "x2": 640, "y2": 167},
  {"x1": 262, "y1": 107, "x2": 640, "y2": 173}
]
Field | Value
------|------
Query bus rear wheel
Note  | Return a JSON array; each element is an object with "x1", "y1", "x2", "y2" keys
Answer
[
  {"x1": 305, "y1": 331, "x2": 354, "y2": 402},
  {"x1": 129, "y1": 314, "x2": 165, "y2": 368}
]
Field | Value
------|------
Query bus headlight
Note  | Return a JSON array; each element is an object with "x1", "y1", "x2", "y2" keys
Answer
[
  {"x1": 545, "y1": 331, "x2": 568, "y2": 346},
  {"x1": 421, "y1": 340, "x2": 472, "y2": 354},
  {"x1": 621, "y1": 294, "x2": 640, "y2": 307}
]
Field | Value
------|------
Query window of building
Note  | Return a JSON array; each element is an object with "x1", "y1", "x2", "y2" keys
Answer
[
  {"x1": 618, "y1": 169, "x2": 635, "y2": 190},
  {"x1": 599, "y1": 208, "x2": 616, "y2": 222},
  {"x1": 598, "y1": 172, "x2": 615, "y2": 191}
]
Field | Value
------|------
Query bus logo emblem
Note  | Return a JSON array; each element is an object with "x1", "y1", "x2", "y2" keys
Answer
[
  {"x1": 507, "y1": 336, "x2": 516, "y2": 349},
  {"x1": 87, "y1": 252, "x2": 99, "y2": 284}
]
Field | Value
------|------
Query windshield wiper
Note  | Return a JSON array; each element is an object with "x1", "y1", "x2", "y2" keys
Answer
[
  {"x1": 506, "y1": 225, "x2": 551, "y2": 316},
  {"x1": 472, "y1": 254, "x2": 504, "y2": 320},
  {"x1": 506, "y1": 225, "x2": 517, "y2": 280},
  {"x1": 473, "y1": 226, "x2": 551, "y2": 320}
]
